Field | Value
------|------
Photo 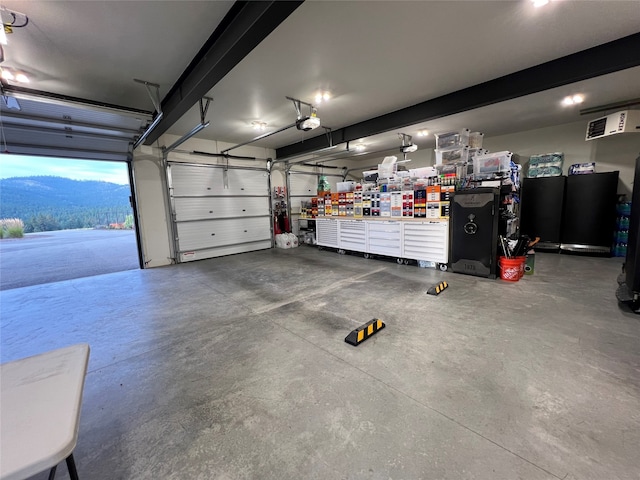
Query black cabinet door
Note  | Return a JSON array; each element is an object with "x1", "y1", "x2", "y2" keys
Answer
[
  {"x1": 560, "y1": 172, "x2": 618, "y2": 253},
  {"x1": 450, "y1": 188, "x2": 500, "y2": 278},
  {"x1": 626, "y1": 157, "x2": 640, "y2": 292},
  {"x1": 520, "y1": 176, "x2": 566, "y2": 249}
]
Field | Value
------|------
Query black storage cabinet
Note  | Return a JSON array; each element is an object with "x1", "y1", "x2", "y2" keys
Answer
[
  {"x1": 560, "y1": 171, "x2": 618, "y2": 254},
  {"x1": 617, "y1": 155, "x2": 640, "y2": 309},
  {"x1": 450, "y1": 188, "x2": 500, "y2": 279},
  {"x1": 520, "y1": 176, "x2": 566, "y2": 250}
]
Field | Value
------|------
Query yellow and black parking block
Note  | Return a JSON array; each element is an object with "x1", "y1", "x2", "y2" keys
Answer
[
  {"x1": 427, "y1": 281, "x2": 448, "y2": 296},
  {"x1": 345, "y1": 318, "x2": 385, "y2": 346}
]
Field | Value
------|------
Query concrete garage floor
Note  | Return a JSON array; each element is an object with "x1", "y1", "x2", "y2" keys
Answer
[{"x1": 1, "y1": 247, "x2": 639, "y2": 480}]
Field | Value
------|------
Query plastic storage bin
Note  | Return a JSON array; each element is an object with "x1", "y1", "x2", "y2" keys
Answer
[
  {"x1": 468, "y1": 148, "x2": 488, "y2": 159},
  {"x1": 435, "y1": 146, "x2": 469, "y2": 165},
  {"x1": 473, "y1": 151, "x2": 513, "y2": 178},
  {"x1": 435, "y1": 129, "x2": 470, "y2": 150},
  {"x1": 378, "y1": 163, "x2": 397, "y2": 179},
  {"x1": 337, "y1": 181, "x2": 356, "y2": 192},
  {"x1": 409, "y1": 166, "x2": 438, "y2": 178},
  {"x1": 469, "y1": 132, "x2": 484, "y2": 148}
]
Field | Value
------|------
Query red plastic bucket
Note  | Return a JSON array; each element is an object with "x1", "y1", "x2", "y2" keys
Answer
[
  {"x1": 499, "y1": 256, "x2": 521, "y2": 282},
  {"x1": 515, "y1": 256, "x2": 526, "y2": 279}
]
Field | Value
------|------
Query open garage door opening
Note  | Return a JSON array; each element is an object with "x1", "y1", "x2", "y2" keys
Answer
[{"x1": 0, "y1": 154, "x2": 141, "y2": 290}]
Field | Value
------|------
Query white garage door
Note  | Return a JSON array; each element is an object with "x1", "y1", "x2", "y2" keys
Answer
[
  {"x1": 168, "y1": 162, "x2": 272, "y2": 262},
  {"x1": 0, "y1": 93, "x2": 149, "y2": 162},
  {"x1": 287, "y1": 170, "x2": 341, "y2": 211}
]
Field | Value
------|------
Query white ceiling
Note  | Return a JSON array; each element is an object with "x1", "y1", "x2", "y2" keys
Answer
[
  {"x1": 0, "y1": 0, "x2": 234, "y2": 109},
  {"x1": 1, "y1": 0, "x2": 639, "y2": 158}
]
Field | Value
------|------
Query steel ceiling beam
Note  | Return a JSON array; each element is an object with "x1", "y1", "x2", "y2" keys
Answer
[
  {"x1": 144, "y1": 0, "x2": 304, "y2": 145},
  {"x1": 276, "y1": 32, "x2": 640, "y2": 160}
]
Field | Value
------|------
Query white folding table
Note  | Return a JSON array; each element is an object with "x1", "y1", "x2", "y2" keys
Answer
[{"x1": 1, "y1": 344, "x2": 90, "y2": 480}]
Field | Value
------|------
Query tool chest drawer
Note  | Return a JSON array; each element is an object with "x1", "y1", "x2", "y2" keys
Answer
[
  {"x1": 367, "y1": 221, "x2": 402, "y2": 256},
  {"x1": 402, "y1": 221, "x2": 449, "y2": 263},
  {"x1": 339, "y1": 220, "x2": 366, "y2": 252}
]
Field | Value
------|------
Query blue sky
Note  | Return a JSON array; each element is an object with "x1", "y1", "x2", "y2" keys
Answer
[{"x1": 0, "y1": 154, "x2": 129, "y2": 185}]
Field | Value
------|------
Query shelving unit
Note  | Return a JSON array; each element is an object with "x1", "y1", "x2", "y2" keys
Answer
[{"x1": 297, "y1": 217, "x2": 317, "y2": 245}]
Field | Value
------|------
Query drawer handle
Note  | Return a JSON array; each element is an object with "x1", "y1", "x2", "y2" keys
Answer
[
  {"x1": 244, "y1": 230, "x2": 248, "y2": 233},
  {"x1": 211, "y1": 233, "x2": 215, "y2": 236},
  {"x1": 207, "y1": 187, "x2": 211, "y2": 190},
  {"x1": 209, "y1": 211, "x2": 213, "y2": 213},
  {"x1": 241, "y1": 188, "x2": 245, "y2": 191},
  {"x1": 242, "y1": 209, "x2": 246, "y2": 212}
]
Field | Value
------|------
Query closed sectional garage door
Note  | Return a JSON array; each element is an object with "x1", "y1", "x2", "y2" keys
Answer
[
  {"x1": 288, "y1": 170, "x2": 342, "y2": 234},
  {"x1": 168, "y1": 162, "x2": 272, "y2": 262}
]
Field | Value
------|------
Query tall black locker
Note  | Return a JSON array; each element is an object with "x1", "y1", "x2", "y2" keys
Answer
[
  {"x1": 520, "y1": 176, "x2": 565, "y2": 250},
  {"x1": 618, "y1": 155, "x2": 640, "y2": 309},
  {"x1": 560, "y1": 171, "x2": 618, "y2": 254},
  {"x1": 450, "y1": 188, "x2": 500, "y2": 278}
]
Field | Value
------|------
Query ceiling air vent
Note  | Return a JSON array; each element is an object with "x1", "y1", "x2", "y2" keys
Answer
[{"x1": 586, "y1": 110, "x2": 640, "y2": 140}]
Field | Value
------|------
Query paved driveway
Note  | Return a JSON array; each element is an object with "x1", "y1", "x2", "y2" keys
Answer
[{"x1": 0, "y1": 229, "x2": 139, "y2": 290}]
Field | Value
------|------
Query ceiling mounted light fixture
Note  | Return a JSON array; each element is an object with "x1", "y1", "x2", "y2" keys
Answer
[
  {"x1": 0, "y1": 66, "x2": 28, "y2": 83},
  {"x1": 251, "y1": 120, "x2": 267, "y2": 131},
  {"x1": 14, "y1": 72, "x2": 28, "y2": 83},
  {"x1": 417, "y1": 129, "x2": 429, "y2": 137},
  {"x1": 532, "y1": 0, "x2": 550, "y2": 7},
  {"x1": 562, "y1": 94, "x2": 584, "y2": 106},
  {"x1": 315, "y1": 91, "x2": 331, "y2": 104}
]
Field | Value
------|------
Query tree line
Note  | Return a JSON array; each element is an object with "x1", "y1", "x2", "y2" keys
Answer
[
  {"x1": 0, "y1": 176, "x2": 133, "y2": 233},
  {"x1": 22, "y1": 208, "x2": 133, "y2": 233}
]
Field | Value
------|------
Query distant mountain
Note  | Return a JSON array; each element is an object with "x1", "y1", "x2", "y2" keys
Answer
[{"x1": 0, "y1": 176, "x2": 132, "y2": 232}]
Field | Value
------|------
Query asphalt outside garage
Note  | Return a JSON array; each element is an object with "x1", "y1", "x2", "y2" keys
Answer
[{"x1": 0, "y1": 229, "x2": 139, "y2": 290}]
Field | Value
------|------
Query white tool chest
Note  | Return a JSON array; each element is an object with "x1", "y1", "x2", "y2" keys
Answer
[
  {"x1": 315, "y1": 218, "x2": 449, "y2": 264},
  {"x1": 367, "y1": 221, "x2": 403, "y2": 257},
  {"x1": 316, "y1": 218, "x2": 339, "y2": 248},
  {"x1": 402, "y1": 221, "x2": 449, "y2": 264},
  {"x1": 338, "y1": 220, "x2": 367, "y2": 253}
]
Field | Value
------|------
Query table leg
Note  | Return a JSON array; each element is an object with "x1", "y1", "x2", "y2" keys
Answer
[
  {"x1": 48, "y1": 465, "x2": 57, "y2": 480},
  {"x1": 66, "y1": 453, "x2": 79, "y2": 480}
]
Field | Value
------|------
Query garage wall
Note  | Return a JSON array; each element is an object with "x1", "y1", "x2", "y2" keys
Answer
[
  {"x1": 483, "y1": 120, "x2": 640, "y2": 197},
  {"x1": 339, "y1": 120, "x2": 640, "y2": 197},
  {"x1": 132, "y1": 136, "x2": 275, "y2": 268}
]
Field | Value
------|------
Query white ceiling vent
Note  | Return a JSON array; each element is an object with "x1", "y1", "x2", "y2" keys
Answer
[{"x1": 585, "y1": 110, "x2": 640, "y2": 141}]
